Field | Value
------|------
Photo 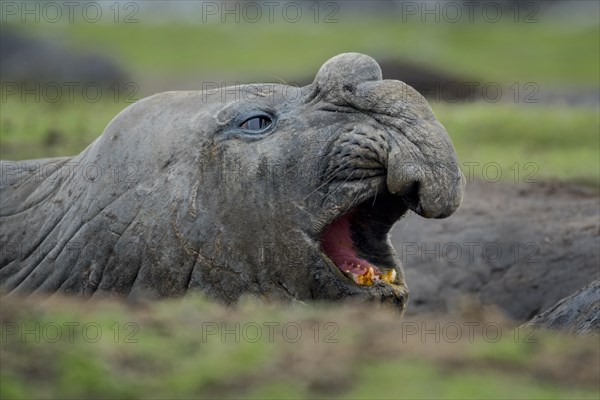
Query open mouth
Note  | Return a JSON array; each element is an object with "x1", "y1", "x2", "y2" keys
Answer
[{"x1": 320, "y1": 189, "x2": 410, "y2": 287}]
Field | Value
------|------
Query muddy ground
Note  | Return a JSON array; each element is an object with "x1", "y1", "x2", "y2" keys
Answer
[{"x1": 394, "y1": 179, "x2": 600, "y2": 321}]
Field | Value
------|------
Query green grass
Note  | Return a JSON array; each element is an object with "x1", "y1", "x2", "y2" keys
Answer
[
  {"x1": 10, "y1": 17, "x2": 600, "y2": 85},
  {"x1": 1, "y1": 295, "x2": 598, "y2": 399},
  {"x1": 0, "y1": 97, "x2": 126, "y2": 160},
  {"x1": 432, "y1": 103, "x2": 600, "y2": 185},
  {"x1": 345, "y1": 359, "x2": 597, "y2": 400}
]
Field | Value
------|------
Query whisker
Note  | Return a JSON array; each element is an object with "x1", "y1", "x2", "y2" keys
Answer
[
  {"x1": 270, "y1": 74, "x2": 289, "y2": 85},
  {"x1": 347, "y1": 172, "x2": 367, "y2": 210},
  {"x1": 371, "y1": 189, "x2": 379, "y2": 207},
  {"x1": 282, "y1": 195, "x2": 313, "y2": 218},
  {"x1": 322, "y1": 160, "x2": 353, "y2": 184},
  {"x1": 300, "y1": 153, "x2": 334, "y2": 162},
  {"x1": 324, "y1": 166, "x2": 355, "y2": 200},
  {"x1": 302, "y1": 160, "x2": 352, "y2": 201}
]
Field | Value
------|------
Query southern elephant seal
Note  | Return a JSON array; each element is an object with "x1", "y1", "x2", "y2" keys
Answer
[{"x1": 0, "y1": 53, "x2": 465, "y2": 313}]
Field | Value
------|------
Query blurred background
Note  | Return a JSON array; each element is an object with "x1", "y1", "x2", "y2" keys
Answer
[{"x1": 1, "y1": 1, "x2": 599, "y2": 399}]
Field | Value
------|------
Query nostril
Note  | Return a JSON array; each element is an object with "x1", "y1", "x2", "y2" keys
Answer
[{"x1": 399, "y1": 182, "x2": 420, "y2": 210}]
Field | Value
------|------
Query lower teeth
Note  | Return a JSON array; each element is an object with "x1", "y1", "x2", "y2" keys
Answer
[{"x1": 343, "y1": 266, "x2": 397, "y2": 286}]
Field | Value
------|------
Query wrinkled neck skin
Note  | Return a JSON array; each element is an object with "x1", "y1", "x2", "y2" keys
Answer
[{"x1": 0, "y1": 53, "x2": 464, "y2": 313}]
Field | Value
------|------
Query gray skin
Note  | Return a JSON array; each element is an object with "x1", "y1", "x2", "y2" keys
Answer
[
  {"x1": 0, "y1": 53, "x2": 465, "y2": 313},
  {"x1": 526, "y1": 280, "x2": 599, "y2": 334}
]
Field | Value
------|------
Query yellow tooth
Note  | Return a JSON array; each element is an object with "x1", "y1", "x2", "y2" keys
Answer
[
  {"x1": 357, "y1": 266, "x2": 376, "y2": 286},
  {"x1": 380, "y1": 269, "x2": 397, "y2": 284}
]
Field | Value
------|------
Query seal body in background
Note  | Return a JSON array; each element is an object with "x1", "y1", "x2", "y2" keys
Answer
[{"x1": 0, "y1": 53, "x2": 465, "y2": 313}]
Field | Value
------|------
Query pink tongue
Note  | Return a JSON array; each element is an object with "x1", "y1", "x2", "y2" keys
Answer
[{"x1": 321, "y1": 211, "x2": 374, "y2": 276}]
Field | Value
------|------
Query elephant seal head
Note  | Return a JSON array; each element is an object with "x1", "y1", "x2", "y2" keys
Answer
[{"x1": 0, "y1": 53, "x2": 464, "y2": 314}]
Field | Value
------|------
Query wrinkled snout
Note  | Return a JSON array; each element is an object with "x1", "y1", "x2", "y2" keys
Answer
[
  {"x1": 386, "y1": 135, "x2": 465, "y2": 219},
  {"x1": 377, "y1": 82, "x2": 466, "y2": 219},
  {"x1": 314, "y1": 52, "x2": 465, "y2": 219}
]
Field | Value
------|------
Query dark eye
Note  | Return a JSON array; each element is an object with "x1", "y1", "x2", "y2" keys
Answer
[{"x1": 240, "y1": 115, "x2": 272, "y2": 132}]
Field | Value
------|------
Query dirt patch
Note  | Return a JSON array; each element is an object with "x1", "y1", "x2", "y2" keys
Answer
[{"x1": 394, "y1": 179, "x2": 600, "y2": 321}]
